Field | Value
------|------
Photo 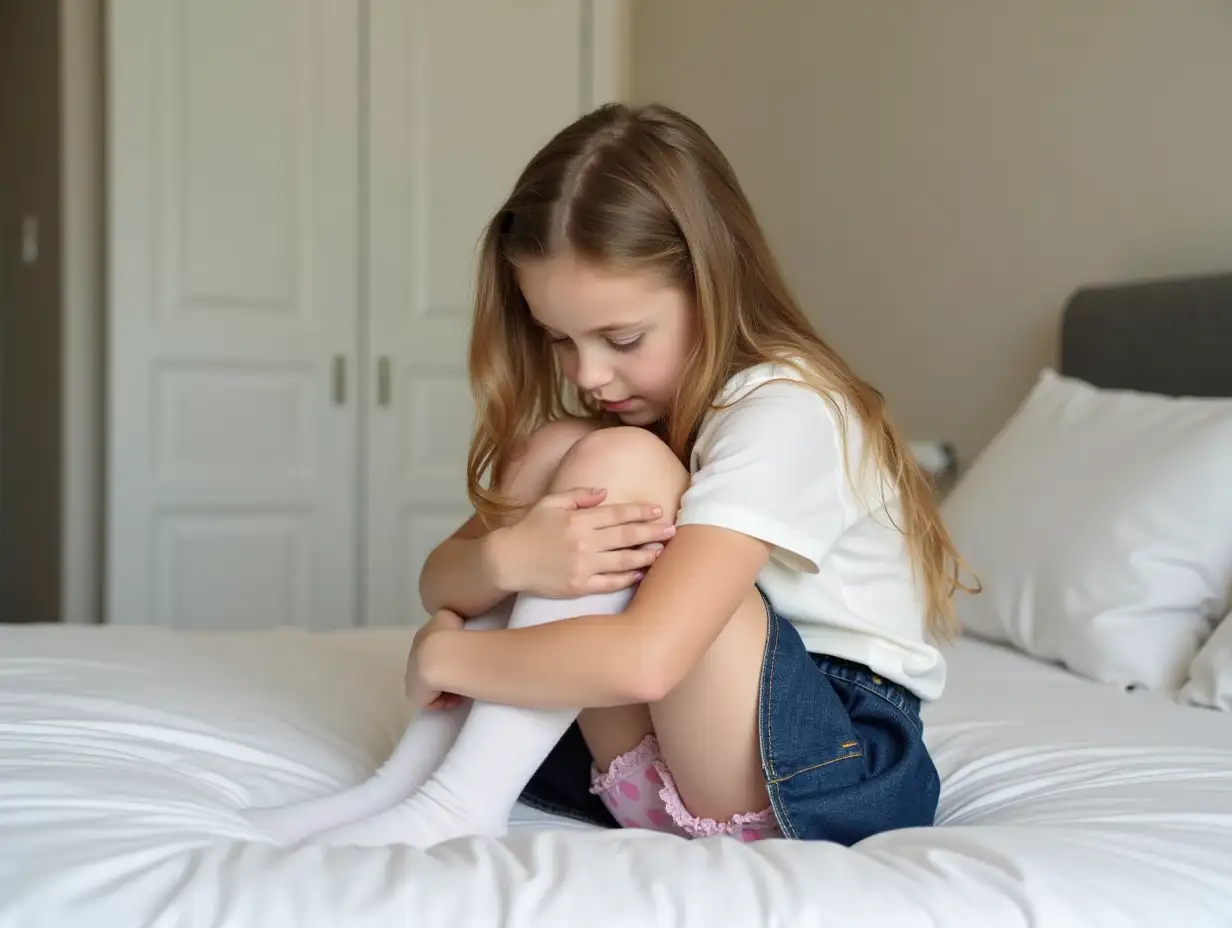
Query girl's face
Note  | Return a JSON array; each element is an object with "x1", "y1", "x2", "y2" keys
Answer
[{"x1": 517, "y1": 252, "x2": 695, "y2": 427}]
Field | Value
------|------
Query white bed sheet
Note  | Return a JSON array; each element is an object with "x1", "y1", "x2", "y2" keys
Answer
[{"x1": 1, "y1": 623, "x2": 1230, "y2": 928}]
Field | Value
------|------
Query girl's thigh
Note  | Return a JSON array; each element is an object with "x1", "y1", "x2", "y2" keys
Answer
[
  {"x1": 648, "y1": 585, "x2": 769, "y2": 823},
  {"x1": 578, "y1": 586, "x2": 770, "y2": 825},
  {"x1": 577, "y1": 704, "x2": 653, "y2": 773},
  {"x1": 545, "y1": 425, "x2": 769, "y2": 823}
]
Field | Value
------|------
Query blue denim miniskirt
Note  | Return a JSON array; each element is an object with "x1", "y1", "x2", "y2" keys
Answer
[{"x1": 518, "y1": 588, "x2": 941, "y2": 844}]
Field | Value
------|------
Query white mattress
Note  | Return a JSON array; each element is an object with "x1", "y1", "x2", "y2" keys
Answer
[{"x1": 1, "y1": 624, "x2": 1230, "y2": 927}]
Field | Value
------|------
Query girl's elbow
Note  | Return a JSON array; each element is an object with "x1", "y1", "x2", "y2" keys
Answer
[
  {"x1": 629, "y1": 674, "x2": 671, "y2": 706},
  {"x1": 625, "y1": 643, "x2": 682, "y2": 705}
]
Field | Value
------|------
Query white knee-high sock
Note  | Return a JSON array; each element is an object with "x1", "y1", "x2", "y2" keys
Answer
[
  {"x1": 244, "y1": 601, "x2": 513, "y2": 846},
  {"x1": 315, "y1": 586, "x2": 636, "y2": 848}
]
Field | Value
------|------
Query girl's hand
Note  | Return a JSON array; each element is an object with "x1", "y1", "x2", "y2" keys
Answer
[
  {"x1": 486, "y1": 487, "x2": 674, "y2": 598},
  {"x1": 407, "y1": 608, "x2": 465, "y2": 710}
]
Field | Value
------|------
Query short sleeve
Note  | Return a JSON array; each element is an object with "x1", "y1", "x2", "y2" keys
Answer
[{"x1": 676, "y1": 379, "x2": 855, "y2": 573}]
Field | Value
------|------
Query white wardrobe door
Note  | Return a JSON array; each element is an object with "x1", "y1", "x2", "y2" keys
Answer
[
  {"x1": 364, "y1": 0, "x2": 606, "y2": 625},
  {"x1": 106, "y1": 0, "x2": 361, "y2": 629}
]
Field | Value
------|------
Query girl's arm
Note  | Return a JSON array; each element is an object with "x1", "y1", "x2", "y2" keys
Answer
[
  {"x1": 417, "y1": 514, "x2": 510, "y2": 619},
  {"x1": 417, "y1": 524, "x2": 772, "y2": 707}
]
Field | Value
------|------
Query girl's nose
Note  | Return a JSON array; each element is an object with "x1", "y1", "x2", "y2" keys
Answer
[{"x1": 573, "y1": 352, "x2": 612, "y2": 392}]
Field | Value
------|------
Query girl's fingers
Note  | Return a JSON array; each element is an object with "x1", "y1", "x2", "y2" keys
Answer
[
  {"x1": 595, "y1": 521, "x2": 675, "y2": 551},
  {"x1": 552, "y1": 487, "x2": 608, "y2": 510},
  {"x1": 596, "y1": 545, "x2": 662, "y2": 575},
  {"x1": 587, "y1": 502, "x2": 663, "y2": 528},
  {"x1": 589, "y1": 571, "x2": 647, "y2": 593}
]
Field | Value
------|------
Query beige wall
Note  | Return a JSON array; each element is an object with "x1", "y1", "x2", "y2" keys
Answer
[
  {"x1": 59, "y1": 0, "x2": 104, "y2": 624},
  {"x1": 630, "y1": 0, "x2": 1232, "y2": 463}
]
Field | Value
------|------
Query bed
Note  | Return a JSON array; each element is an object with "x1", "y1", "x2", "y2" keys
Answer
[{"x1": 3, "y1": 273, "x2": 1232, "y2": 927}]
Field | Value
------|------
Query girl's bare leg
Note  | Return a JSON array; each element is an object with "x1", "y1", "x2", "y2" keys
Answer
[
  {"x1": 317, "y1": 427, "x2": 676, "y2": 848},
  {"x1": 576, "y1": 436, "x2": 769, "y2": 825}
]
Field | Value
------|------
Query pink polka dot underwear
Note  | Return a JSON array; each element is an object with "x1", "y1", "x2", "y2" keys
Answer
[{"x1": 589, "y1": 733, "x2": 781, "y2": 842}]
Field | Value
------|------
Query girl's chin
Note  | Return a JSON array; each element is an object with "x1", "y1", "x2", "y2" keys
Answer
[{"x1": 614, "y1": 405, "x2": 662, "y2": 426}]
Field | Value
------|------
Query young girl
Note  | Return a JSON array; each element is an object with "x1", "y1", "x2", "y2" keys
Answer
[{"x1": 246, "y1": 102, "x2": 968, "y2": 849}]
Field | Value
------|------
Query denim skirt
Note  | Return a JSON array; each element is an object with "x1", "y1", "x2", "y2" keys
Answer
[{"x1": 518, "y1": 588, "x2": 941, "y2": 844}]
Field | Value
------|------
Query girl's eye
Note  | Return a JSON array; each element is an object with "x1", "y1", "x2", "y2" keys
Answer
[{"x1": 608, "y1": 335, "x2": 642, "y2": 353}]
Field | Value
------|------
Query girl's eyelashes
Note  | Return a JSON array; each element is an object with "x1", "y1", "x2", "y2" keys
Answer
[
  {"x1": 546, "y1": 333, "x2": 642, "y2": 353},
  {"x1": 608, "y1": 335, "x2": 643, "y2": 353}
]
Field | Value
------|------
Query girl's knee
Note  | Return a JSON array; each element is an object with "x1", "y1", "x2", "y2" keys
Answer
[
  {"x1": 529, "y1": 418, "x2": 604, "y2": 453},
  {"x1": 501, "y1": 418, "x2": 602, "y2": 500},
  {"x1": 551, "y1": 427, "x2": 689, "y2": 503}
]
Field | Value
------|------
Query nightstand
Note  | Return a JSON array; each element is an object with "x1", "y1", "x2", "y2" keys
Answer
[{"x1": 909, "y1": 441, "x2": 958, "y2": 498}]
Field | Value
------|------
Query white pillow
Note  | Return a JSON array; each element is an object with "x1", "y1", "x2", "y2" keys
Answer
[
  {"x1": 942, "y1": 369, "x2": 1232, "y2": 692},
  {"x1": 1180, "y1": 612, "x2": 1232, "y2": 710}
]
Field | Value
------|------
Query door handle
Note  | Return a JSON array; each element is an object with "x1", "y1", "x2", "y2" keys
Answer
[
  {"x1": 377, "y1": 356, "x2": 392, "y2": 407},
  {"x1": 332, "y1": 355, "x2": 347, "y2": 405}
]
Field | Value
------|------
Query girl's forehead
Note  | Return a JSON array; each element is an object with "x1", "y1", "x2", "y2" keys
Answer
[{"x1": 518, "y1": 254, "x2": 685, "y2": 328}]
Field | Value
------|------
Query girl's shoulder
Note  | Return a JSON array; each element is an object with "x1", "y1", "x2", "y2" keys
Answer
[
  {"x1": 713, "y1": 360, "x2": 809, "y2": 406},
  {"x1": 694, "y1": 360, "x2": 857, "y2": 464},
  {"x1": 695, "y1": 362, "x2": 887, "y2": 511},
  {"x1": 710, "y1": 359, "x2": 846, "y2": 424}
]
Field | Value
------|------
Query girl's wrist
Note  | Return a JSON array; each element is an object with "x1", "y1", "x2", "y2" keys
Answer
[
  {"x1": 416, "y1": 628, "x2": 444, "y2": 692},
  {"x1": 420, "y1": 625, "x2": 468, "y2": 695},
  {"x1": 480, "y1": 526, "x2": 521, "y2": 595}
]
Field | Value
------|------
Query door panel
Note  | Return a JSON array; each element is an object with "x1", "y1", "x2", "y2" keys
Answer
[
  {"x1": 107, "y1": 0, "x2": 360, "y2": 629},
  {"x1": 364, "y1": 0, "x2": 595, "y2": 626}
]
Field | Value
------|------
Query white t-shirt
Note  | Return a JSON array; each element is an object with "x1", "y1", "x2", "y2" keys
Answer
[{"x1": 675, "y1": 362, "x2": 947, "y2": 701}]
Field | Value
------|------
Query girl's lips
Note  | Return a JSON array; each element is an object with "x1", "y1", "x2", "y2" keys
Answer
[{"x1": 601, "y1": 398, "x2": 639, "y2": 412}]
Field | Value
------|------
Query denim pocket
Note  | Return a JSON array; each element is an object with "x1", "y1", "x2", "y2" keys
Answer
[
  {"x1": 756, "y1": 606, "x2": 939, "y2": 843},
  {"x1": 814, "y1": 659, "x2": 925, "y2": 738}
]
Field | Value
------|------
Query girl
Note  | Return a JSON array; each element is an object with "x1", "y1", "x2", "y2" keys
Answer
[{"x1": 246, "y1": 102, "x2": 969, "y2": 849}]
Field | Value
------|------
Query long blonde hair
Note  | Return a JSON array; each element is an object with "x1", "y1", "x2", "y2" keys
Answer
[{"x1": 466, "y1": 103, "x2": 973, "y2": 640}]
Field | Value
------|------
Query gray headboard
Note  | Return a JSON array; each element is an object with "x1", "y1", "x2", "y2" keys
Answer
[{"x1": 1060, "y1": 272, "x2": 1232, "y2": 398}]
